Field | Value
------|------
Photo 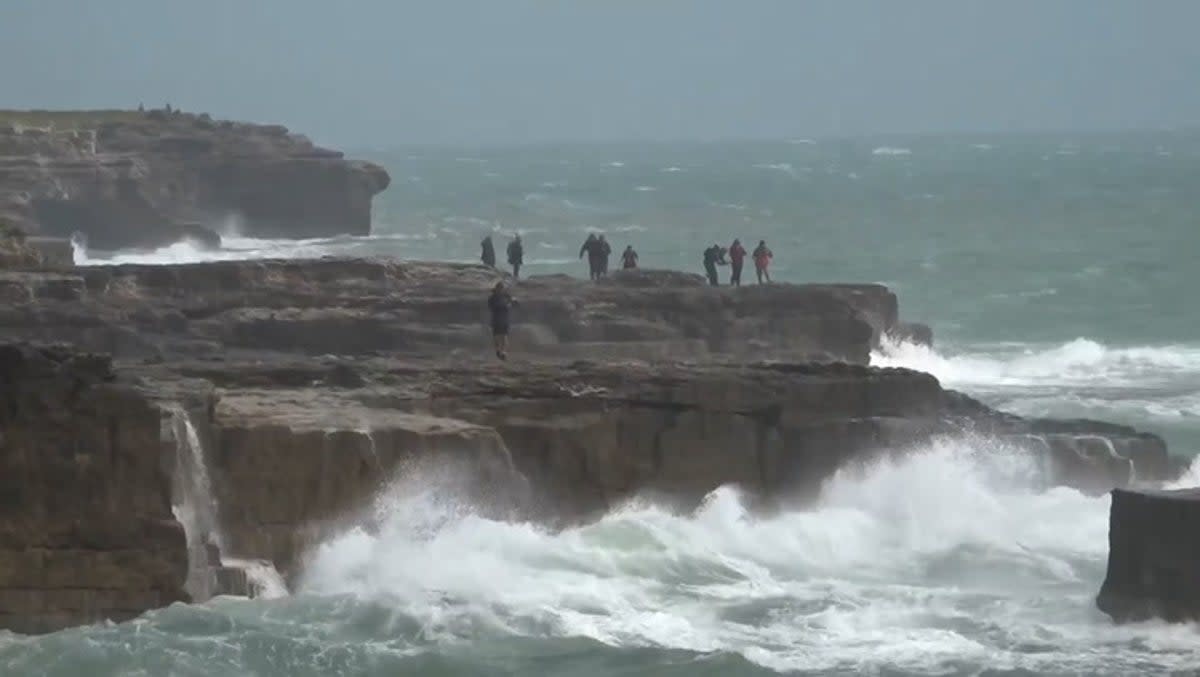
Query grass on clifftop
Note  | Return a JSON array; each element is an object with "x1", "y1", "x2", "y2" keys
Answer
[{"x1": 0, "y1": 109, "x2": 147, "y2": 130}]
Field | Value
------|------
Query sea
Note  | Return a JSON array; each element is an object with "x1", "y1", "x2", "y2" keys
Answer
[{"x1": 4, "y1": 133, "x2": 1199, "y2": 675}]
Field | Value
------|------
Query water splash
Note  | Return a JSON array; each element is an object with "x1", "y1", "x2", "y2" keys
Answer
[
  {"x1": 168, "y1": 407, "x2": 221, "y2": 601},
  {"x1": 167, "y1": 406, "x2": 288, "y2": 601},
  {"x1": 873, "y1": 335, "x2": 1200, "y2": 389},
  {"x1": 293, "y1": 436, "x2": 1181, "y2": 674}
]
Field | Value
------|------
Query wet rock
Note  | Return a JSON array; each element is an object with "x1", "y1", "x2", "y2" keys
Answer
[
  {"x1": 212, "y1": 566, "x2": 250, "y2": 597},
  {"x1": 1097, "y1": 487, "x2": 1200, "y2": 622}
]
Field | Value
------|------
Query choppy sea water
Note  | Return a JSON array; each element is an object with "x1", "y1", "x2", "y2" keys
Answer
[{"x1": 30, "y1": 133, "x2": 1199, "y2": 675}]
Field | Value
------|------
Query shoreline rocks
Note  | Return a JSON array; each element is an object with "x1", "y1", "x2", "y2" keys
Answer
[{"x1": 0, "y1": 254, "x2": 1186, "y2": 633}]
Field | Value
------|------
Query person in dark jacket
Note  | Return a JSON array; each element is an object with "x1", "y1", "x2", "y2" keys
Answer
[
  {"x1": 621, "y1": 245, "x2": 639, "y2": 269},
  {"x1": 507, "y1": 235, "x2": 524, "y2": 279},
  {"x1": 597, "y1": 235, "x2": 612, "y2": 277},
  {"x1": 487, "y1": 281, "x2": 517, "y2": 360},
  {"x1": 702, "y1": 244, "x2": 726, "y2": 286},
  {"x1": 728, "y1": 238, "x2": 747, "y2": 286},
  {"x1": 480, "y1": 235, "x2": 496, "y2": 268},
  {"x1": 579, "y1": 233, "x2": 599, "y2": 279}
]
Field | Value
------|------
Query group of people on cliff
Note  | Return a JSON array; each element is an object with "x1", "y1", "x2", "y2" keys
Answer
[
  {"x1": 483, "y1": 233, "x2": 773, "y2": 362},
  {"x1": 481, "y1": 232, "x2": 771, "y2": 286},
  {"x1": 703, "y1": 239, "x2": 773, "y2": 286},
  {"x1": 480, "y1": 234, "x2": 525, "y2": 279},
  {"x1": 577, "y1": 233, "x2": 639, "y2": 279}
]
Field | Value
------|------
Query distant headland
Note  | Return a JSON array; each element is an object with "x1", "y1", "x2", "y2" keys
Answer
[{"x1": 0, "y1": 107, "x2": 390, "y2": 250}]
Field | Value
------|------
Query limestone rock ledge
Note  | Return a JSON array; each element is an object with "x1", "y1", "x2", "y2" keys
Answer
[
  {"x1": 0, "y1": 344, "x2": 186, "y2": 634},
  {"x1": 0, "y1": 341, "x2": 1179, "y2": 634},
  {"x1": 0, "y1": 110, "x2": 389, "y2": 249},
  {"x1": 0, "y1": 260, "x2": 907, "y2": 364}
]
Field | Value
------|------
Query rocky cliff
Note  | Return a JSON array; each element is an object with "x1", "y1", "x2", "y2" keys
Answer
[
  {"x1": 0, "y1": 110, "x2": 389, "y2": 249},
  {"x1": 0, "y1": 344, "x2": 187, "y2": 633},
  {"x1": 0, "y1": 258, "x2": 1182, "y2": 633}
]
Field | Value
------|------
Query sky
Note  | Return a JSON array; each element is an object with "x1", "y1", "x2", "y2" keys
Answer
[{"x1": 2, "y1": 0, "x2": 1199, "y2": 147}]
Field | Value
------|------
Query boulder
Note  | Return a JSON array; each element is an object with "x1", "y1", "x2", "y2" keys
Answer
[{"x1": 1097, "y1": 487, "x2": 1200, "y2": 622}]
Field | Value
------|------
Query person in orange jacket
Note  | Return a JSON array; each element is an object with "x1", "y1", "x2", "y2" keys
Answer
[{"x1": 753, "y1": 240, "x2": 773, "y2": 284}]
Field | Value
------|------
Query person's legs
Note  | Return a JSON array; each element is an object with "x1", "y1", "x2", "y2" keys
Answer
[
  {"x1": 493, "y1": 331, "x2": 509, "y2": 359},
  {"x1": 756, "y1": 266, "x2": 764, "y2": 284},
  {"x1": 513, "y1": 263, "x2": 521, "y2": 280},
  {"x1": 731, "y1": 262, "x2": 742, "y2": 286},
  {"x1": 763, "y1": 266, "x2": 770, "y2": 283}
]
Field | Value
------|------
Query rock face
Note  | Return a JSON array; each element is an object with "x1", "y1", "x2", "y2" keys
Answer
[
  {"x1": 0, "y1": 224, "x2": 40, "y2": 268},
  {"x1": 0, "y1": 344, "x2": 186, "y2": 634},
  {"x1": 0, "y1": 110, "x2": 389, "y2": 249},
  {"x1": 0, "y1": 258, "x2": 1183, "y2": 633},
  {"x1": 1096, "y1": 487, "x2": 1200, "y2": 623}
]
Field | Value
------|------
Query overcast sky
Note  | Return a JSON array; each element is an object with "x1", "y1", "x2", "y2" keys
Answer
[{"x1": 2, "y1": 1, "x2": 1198, "y2": 146}]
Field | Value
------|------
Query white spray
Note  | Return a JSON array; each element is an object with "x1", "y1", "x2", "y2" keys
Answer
[{"x1": 167, "y1": 406, "x2": 288, "y2": 601}]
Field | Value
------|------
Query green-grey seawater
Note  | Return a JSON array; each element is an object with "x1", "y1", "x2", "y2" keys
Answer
[{"x1": 33, "y1": 132, "x2": 1199, "y2": 676}]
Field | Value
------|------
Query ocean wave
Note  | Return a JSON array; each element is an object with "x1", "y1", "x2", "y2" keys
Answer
[
  {"x1": 873, "y1": 336, "x2": 1200, "y2": 389},
  {"x1": 752, "y1": 162, "x2": 796, "y2": 175},
  {"x1": 4, "y1": 438, "x2": 1197, "y2": 675},
  {"x1": 72, "y1": 233, "x2": 452, "y2": 266},
  {"x1": 634, "y1": 185, "x2": 657, "y2": 192},
  {"x1": 291, "y1": 436, "x2": 1190, "y2": 674},
  {"x1": 872, "y1": 147, "x2": 912, "y2": 156}
]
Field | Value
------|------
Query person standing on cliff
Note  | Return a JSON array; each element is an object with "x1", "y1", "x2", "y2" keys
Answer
[
  {"x1": 621, "y1": 244, "x2": 639, "y2": 269},
  {"x1": 488, "y1": 281, "x2": 517, "y2": 360},
  {"x1": 481, "y1": 235, "x2": 496, "y2": 268},
  {"x1": 702, "y1": 244, "x2": 725, "y2": 286},
  {"x1": 507, "y1": 235, "x2": 524, "y2": 279},
  {"x1": 728, "y1": 238, "x2": 747, "y2": 286},
  {"x1": 753, "y1": 240, "x2": 773, "y2": 284},
  {"x1": 579, "y1": 233, "x2": 599, "y2": 279},
  {"x1": 597, "y1": 235, "x2": 612, "y2": 277}
]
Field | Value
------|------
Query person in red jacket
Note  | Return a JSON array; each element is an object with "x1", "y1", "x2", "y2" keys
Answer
[
  {"x1": 753, "y1": 240, "x2": 773, "y2": 284},
  {"x1": 728, "y1": 239, "x2": 747, "y2": 286}
]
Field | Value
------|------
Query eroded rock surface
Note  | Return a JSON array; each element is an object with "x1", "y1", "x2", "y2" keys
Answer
[
  {"x1": 0, "y1": 260, "x2": 900, "y2": 363},
  {"x1": 0, "y1": 111, "x2": 389, "y2": 249},
  {"x1": 0, "y1": 344, "x2": 186, "y2": 633}
]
